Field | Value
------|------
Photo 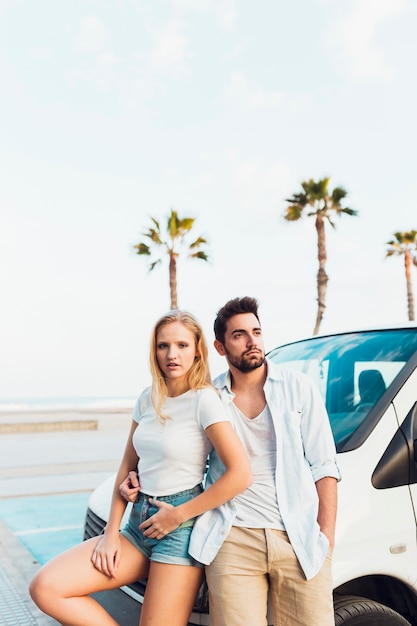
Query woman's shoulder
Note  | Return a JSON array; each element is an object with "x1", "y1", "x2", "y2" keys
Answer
[
  {"x1": 194, "y1": 385, "x2": 219, "y2": 399},
  {"x1": 132, "y1": 387, "x2": 152, "y2": 420},
  {"x1": 194, "y1": 385, "x2": 226, "y2": 413},
  {"x1": 137, "y1": 385, "x2": 152, "y2": 401}
]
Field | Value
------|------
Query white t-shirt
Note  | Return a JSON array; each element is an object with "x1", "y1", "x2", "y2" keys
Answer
[
  {"x1": 230, "y1": 403, "x2": 285, "y2": 529},
  {"x1": 132, "y1": 386, "x2": 230, "y2": 496}
]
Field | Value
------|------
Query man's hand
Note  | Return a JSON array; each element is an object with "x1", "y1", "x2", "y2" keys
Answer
[{"x1": 119, "y1": 470, "x2": 140, "y2": 503}]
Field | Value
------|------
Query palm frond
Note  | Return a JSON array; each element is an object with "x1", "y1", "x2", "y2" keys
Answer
[
  {"x1": 189, "y1": 236, "x2": 208, "y2": 249},
  {"x1": 167, "y1": 210, "x2": 195, "y2": 238},
  {"x1": 284, "y1": 177, "x2": 357, "y2": 224},
  {"x1": 340, "y1": 207, "x2": 358, "y2": 217},
  {"x1": 167, "y1": 210, "x2": 179, "y2": 237},
  {"x1": 149, "y1": 259, "x2": 161, "y2": 271},
  {"x1": 302, "y1": 177, "x2": 330, "y2": 201},
  {"x1": 178, "y1": 217, "x2": 195, "y2": 232},
  {"x1": 144, "y1": 227, "x2": 163, "y2": 245},
  {"x1": 284, "y1": 205, "x2": 304, "y2": 221},
  {"x1": 134, "y1": 242, "x2": 151, "y2": 256},
  {"x1": 387, "y1": 231, "x2": 417, "y2": 249},
  {"x1": 190, "y1": 251, "x2": 209, "y2": 261},
  {"x1": 325, "y1": 215, "x2": 336, "y2": 228},
  {"x1": 400, "y1": 231, "x2": 417, "y2": 244},
  {"x1": 331, "y1": 186, "x2": 348, "y2": 204},
  {"x1": 385, "y1": 242, "x2": 402, "y2": 256},
  {"x1": 285, "y1": 193, "x2": 308, "y2": 207}
]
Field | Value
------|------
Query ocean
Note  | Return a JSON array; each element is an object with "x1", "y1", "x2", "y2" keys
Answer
[{"x1": 0, "y1": 396, "x2": 137, "y2": 413}]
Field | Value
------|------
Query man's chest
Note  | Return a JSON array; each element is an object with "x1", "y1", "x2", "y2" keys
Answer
[{"x1": 232, "y1": 393, "x2": 266, "y2": 419}]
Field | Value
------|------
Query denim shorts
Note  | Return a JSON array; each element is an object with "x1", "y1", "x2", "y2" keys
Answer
[{"x1": 120, "y1": 484, "x2": 204, "y2": 567}]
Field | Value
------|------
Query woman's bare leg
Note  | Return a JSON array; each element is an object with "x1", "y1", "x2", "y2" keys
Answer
[
  {"x1": 139, "y1": 562, "x2": 204, "y2": 626},
  {"x1": 30, "y1": 536, "x2": 149, "y2": 626}
]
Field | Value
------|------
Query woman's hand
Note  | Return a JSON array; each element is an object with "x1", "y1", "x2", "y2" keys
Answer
[
  {"x1": 119, "y1": 470, "x2": 140, "y2": 503},
  {"x1": 90, "y1": 532, "x2": 122, "y2": 579},
  {"x1": 139, "y1": 499, "x2": 183, "y2": 539}
]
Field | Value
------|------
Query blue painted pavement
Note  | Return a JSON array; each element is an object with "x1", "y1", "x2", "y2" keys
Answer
[{"x1": 0, "y1": 492, "x2": 90, "y2": 565}]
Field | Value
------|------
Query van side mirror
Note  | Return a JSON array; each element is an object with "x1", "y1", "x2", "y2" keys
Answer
[{"x1": 372, "y1": 402, "x2": 417, "y2": 489}]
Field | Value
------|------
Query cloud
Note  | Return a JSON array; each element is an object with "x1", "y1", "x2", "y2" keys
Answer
[
  {"x1": 66, "y1": 16, "x2": 189, "y2": 102},
  {"x1": 65, "y1": 49, "x2": 119, "y2": 93},
  {"x1": 170, "y1": 0, "x2": 238, "y2": 31},
  {"x1": 114, "y1": 18, "x2": 190, "y2": 106},
  {"x1": 29, "y1": 46, "x2": 52, "y2": 61},
  {"x1": 215, "y1": 0, "x2": 238, "y2": 32},
  {"x1": 66, "y1": 15, "x2": 121, "y2": 93},
  {"x1": 231, "y1": 157, "x2": 293, "y2": 216},
  {"x1": 92, "y1": 51, "x2": 119, "y2": 92},
  {"x1": 0, "y1": 0, "x2": 19, "y2": 16},
  {"x1": 220, "y1": 71, "x2": 284, "y2": 110},
  {"x1": 73, "y1": 15, "x2": 110, "y2": 55},
  {"x1": 326, "y1": 0, "x2": 405, "y2": 81},
  {"x1": 148, "y1": 19, "x2": 189, "y2": 74}
]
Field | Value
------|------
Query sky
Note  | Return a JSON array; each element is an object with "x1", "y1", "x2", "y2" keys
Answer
[{"x1": 1, "y1": 0, "x2": 416, "y2": 400}]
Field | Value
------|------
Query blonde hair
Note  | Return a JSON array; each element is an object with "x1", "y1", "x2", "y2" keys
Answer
[{"x1": 149, "y1": 310, "x2": 212, "y2": 421}]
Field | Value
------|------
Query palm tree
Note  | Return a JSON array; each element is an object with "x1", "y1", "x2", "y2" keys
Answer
[
  {"x1": 284, "y1": 177, "x2": 358, "y2": 335},
  {"x1": 385, "y1": 230, "x2": 417, "y2": 321},
  {"x1": 134, "y1": 209, "x2": 209, "y2": 309}
]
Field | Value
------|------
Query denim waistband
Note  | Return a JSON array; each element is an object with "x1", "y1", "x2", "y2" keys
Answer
[{"x1": 136, "y1": 483, "x2": 203, "y2": 503}]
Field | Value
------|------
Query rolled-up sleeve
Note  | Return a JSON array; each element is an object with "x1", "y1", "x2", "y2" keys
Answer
[{"x1": 300, "y1": 375, "x2": 341, "y2": 483}]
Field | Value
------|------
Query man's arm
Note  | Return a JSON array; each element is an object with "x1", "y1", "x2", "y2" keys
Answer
[{"x1": 316, "y1": 476, "x2": 338, "y2": 549}]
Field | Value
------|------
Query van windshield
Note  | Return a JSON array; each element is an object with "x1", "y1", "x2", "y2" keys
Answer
[{"x1": 267, "y1": 329, "x2": 417, "y2": 450}]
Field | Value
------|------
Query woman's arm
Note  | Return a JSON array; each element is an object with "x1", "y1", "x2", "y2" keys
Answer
[
  {"x1": 90, "y1": 419, "x2": 139, "y2": 576},
  {"x1": 140, "y1": 421, "x2": 251, "y2": 538},
  {"x1": 105, "y1": 420, "x2": 139, "y2": 531}
]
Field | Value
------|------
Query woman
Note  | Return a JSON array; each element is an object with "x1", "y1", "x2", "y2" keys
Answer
[{"x1": 29, "y1": 310, "x2": 252, "y2": 626}]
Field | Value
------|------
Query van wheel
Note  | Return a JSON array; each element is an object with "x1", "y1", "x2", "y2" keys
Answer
[{"x1": 334, "y1": 595, "x2": 411, "y2": 625}]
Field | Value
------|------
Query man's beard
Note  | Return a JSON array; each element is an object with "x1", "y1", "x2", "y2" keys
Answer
[{"x1": 225, "y1": 348, "x2": 265, "y2": 373}]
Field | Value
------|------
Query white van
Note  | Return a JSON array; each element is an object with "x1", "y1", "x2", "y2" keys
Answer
[{"x1": 84, "y1": 324, "x2": 417, "y2": 625}]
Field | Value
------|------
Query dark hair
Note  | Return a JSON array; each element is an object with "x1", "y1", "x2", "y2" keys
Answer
[{"x1": 214, "y1": 296, "x2": 260, "y2": 344}]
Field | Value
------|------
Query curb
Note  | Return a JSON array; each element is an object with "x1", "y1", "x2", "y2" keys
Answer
[
  {"x1": 0, "y1": 421, "x2": 98, "y2": 435},
  {"x1": 0, "y1": 408, "x2": 133, "y2": 435}
]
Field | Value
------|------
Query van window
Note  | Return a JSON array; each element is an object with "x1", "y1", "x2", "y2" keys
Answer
[{"x1": 268, "y1": 329, "x2": 417, "y2": 450}]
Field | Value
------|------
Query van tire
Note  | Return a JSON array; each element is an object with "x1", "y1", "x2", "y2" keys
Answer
[{"x1": 334, "y1": 595, "x2": 411, "y2": 625}]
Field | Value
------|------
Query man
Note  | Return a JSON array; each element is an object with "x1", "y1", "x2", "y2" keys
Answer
[
  {"x1": 189, "y1": 296, "x2": 339, "y2": 626},
  {"x1": 121, "y1": 296, "x2": 340, "y2": 625}
]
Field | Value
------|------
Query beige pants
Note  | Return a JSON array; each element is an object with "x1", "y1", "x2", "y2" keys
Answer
[{"x1": 205, "y1": 527, "x2": 334, "y2": 626}]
